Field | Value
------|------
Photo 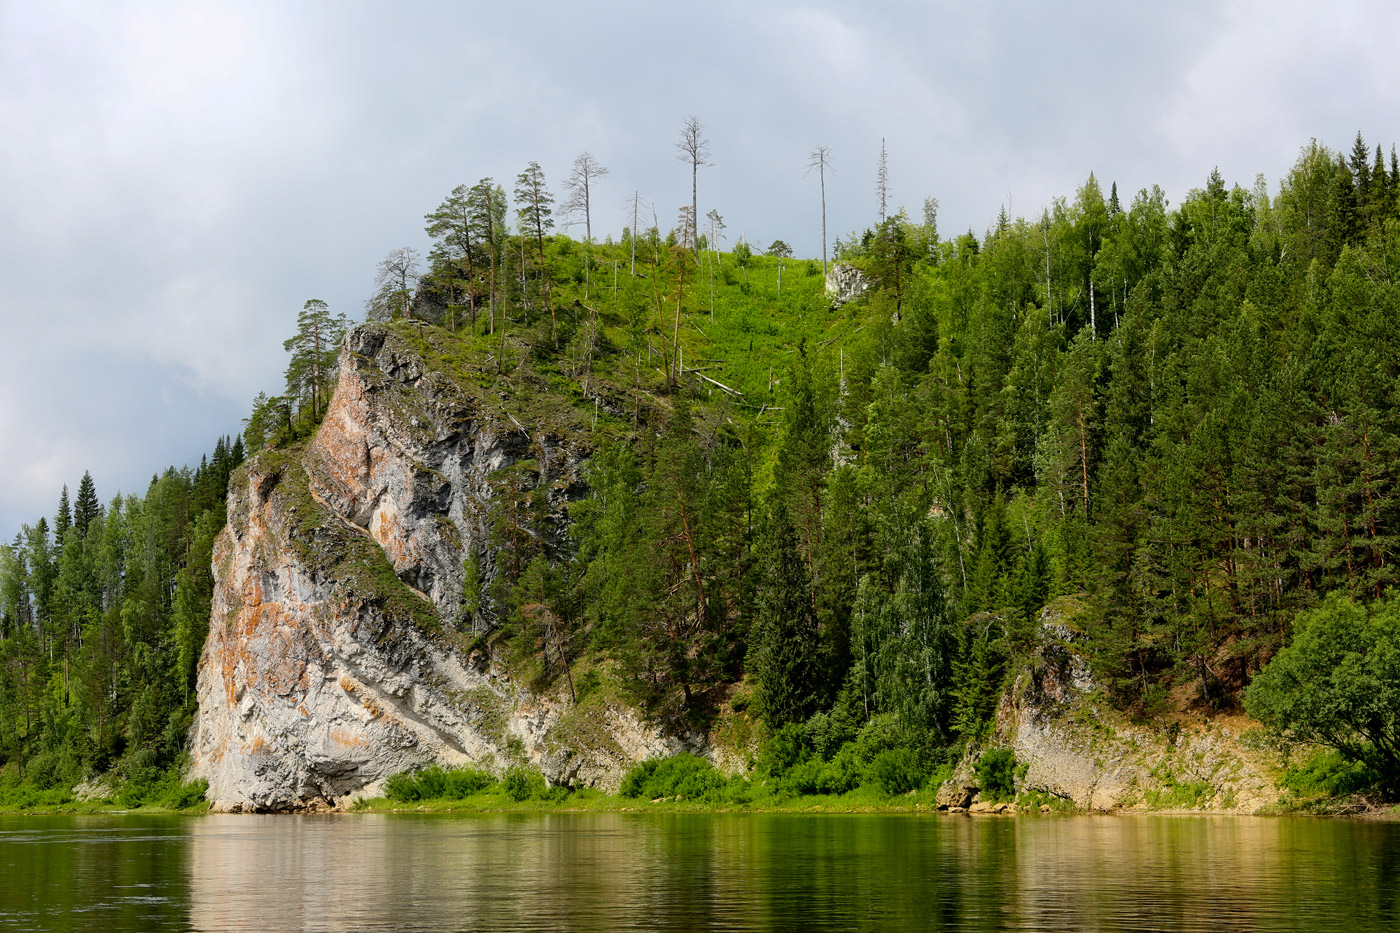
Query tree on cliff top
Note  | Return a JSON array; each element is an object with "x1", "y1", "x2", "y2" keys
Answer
[
  {"x1": 365, "y1": 247, "x2": 421, "y2": 323},
  {"x1": 514, "y1": 161, "x2": 556, "y2": 342},
  {"x1": 284, "y1": 299, "x2": 347, "y2": 422}
]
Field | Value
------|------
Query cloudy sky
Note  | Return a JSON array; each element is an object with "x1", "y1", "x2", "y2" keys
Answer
[{"x1": 0, "y1": 0, "x2": 1395, "y2": 533}]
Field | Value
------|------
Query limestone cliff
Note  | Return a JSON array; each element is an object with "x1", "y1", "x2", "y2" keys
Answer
[
  {"x1": 938, "y1": 602, "x2": 1282, "y2": 813},
  {"x1": 190, "y1": 324, "x2": 686, "y2": 811}
]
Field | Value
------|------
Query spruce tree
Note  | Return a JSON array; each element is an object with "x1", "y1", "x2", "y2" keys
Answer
[
  {"x1": 748, "y1": 502, "x2": 822, "y2": 729},
  {"x1": 73, "y1": 472, "x2": 99, "y2": 538},
  {"x1": 54, "y1": 486, "x2": 71, "y2": 552}
]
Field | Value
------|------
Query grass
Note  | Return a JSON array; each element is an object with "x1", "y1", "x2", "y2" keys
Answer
[
  {"x1": 357, "y1": 744, "x2": 961, "y2": 816},
  {"x1": 0, "y1": 774, "x2": 211, "y2": 815},
  {"x1": 1270, "y1": 748, "x2": 1383, "y2": 813},
  {"x1": 354, "y1": 783, "x2": 946, "y2": 815}
]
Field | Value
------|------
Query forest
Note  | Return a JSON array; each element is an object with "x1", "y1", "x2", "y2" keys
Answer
[{"x1": 2, "y1": 130, "x2": 1399, "y2": 804}]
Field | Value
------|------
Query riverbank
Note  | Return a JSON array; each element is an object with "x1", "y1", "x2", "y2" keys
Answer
[{"x1": 3, "y1": 789, "x2": 1396, "y2": 818}]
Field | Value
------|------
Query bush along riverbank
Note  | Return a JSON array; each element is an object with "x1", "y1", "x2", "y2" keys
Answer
[
  {"x1": 0, "y1": 758, "x2": 210, "y2": 814},
  {"x1": 359, "y1": 750, "x2": 1400, "y2": 817}
]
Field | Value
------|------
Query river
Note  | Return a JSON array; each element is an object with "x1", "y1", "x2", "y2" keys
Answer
[{"x1": 0, "y1": 812, "x2": 1396, "y2": 931}]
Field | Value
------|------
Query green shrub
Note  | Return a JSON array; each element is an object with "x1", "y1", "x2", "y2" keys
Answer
[
  {"x1": 619, "y1": 759, "x2": 659, "y2": 798},
  {"x1": 976, "y1": 748, "x2": 1018, "y2": 802},
  {"x1": 385, "y1": 770, "x2": 424, "y2": 802},
  {"x1": 160, "y1": 778, "x2": 209, "y2": 810},
  {"x1": 385, "y1": 765, "x2": 496, "y2": 802},
  {"x1": 804, "y1": 709, "x2": 857, "y2": 760},
  {"x1": 620, "y1": 754, "x2": 728, "y2": 801},
  {"x1": 1282, "y1": 749, "x2": 1380, "y2": 799},
  {"x1": 851, "y1": 714, "x2": 903, "y2": 764},
  {"x1": 779, "y1": 757, "x2": 824, "y2": 796},
  {"x1": 757, "y1": 724, "x2": 809, "y2": 777},
  {"x1": 443, "y1": 767, "x2": 495, "y2": 797},
  {"x1": 1245, "y1": 593, "x2": 1400, "y2": 795},
  {"x1": 868, "y1": 747, "x2": 923, "y2": 796},
  {"x1": 26, "y1": 747, "x2": 86, "y2": 792},
  {"x1": 504, "y1": 766, "x2": 547, "y2": 801},
  {"x1": 814, "y1": 747, "x2": 865, "y2": 795}
]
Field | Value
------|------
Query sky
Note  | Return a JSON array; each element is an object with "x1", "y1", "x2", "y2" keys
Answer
[{"x1": 1, "y1": 0, "x2": 1396, "y2": 534}]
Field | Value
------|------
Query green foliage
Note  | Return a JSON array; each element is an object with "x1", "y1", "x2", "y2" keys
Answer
[
  {"x1": 1280, "y1": 749, "x2": 1380, "y2": 801},
  {"x1": 756, "y1": 723, "x2": 809, "y2": 777},
  {"x1": 1246, "y1": 593, "x2": 1400, "y2": 794},
  {"x1": 1143, "y1": 768, "x2": 1213, "y2": 810},
  {"x1": 867, "y1": 747, "x2": 923, "y2": 796},
  {"x1": 748, "y1": 503, "x2": 823, "y2": 729},
  {"x1": 504, "y1": 765, "x2": 548, "y2": 801},
  {"x1": 15, "y1": 133, "x2": 1400, "y2": 807},
  {"x1": 619, "y1": 753, "x2": 727, "y2": 801},
  {"x1": 0, "y1": 439, "x2": 237, "y2": 800},
  {"x1": 385, "y1": 765, "x2": 496, "y2": 802},
  {"x1": 283, "y1": 298, "x2": 348, "y2": 424},
  {"x1": 975, "y1": 748, "x2": 1018, "y2": 802}
]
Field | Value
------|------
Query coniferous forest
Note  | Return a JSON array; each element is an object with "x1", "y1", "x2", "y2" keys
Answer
[{"x1": 4, "y1": 131, "x2": 1400, "y2": 804}]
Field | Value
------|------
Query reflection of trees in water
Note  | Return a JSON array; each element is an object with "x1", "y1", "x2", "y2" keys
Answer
[{"x1": 176, "y1": 813, "x2": 1400, "y2": 932}]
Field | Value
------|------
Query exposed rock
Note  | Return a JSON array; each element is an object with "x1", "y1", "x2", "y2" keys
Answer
[
  {"x1": 408, "y1": 274, "x2": 449, "y2": 324},
  {"x1": 72, "y1": 777, "x2": 118, "y2": 802},
  {"x1": 935, "y1": 768, "x2": 978, "y2": 809},
  {"x1": 824, "y1": 263, "x2": 868, "y2": 308},
  {"x1": 939, "y1": 601, "x2": 1282, "y2": 814},
  {"x1": 190, "y1": 324, "x2": 693, "y2": 811}
]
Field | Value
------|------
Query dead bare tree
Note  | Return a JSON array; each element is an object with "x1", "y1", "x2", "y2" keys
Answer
[
  {"x1": 365, "y1": 246, "x2": 421, "y2": 322},
  {"x1": 675, "y1": 115, "x2": 711, "y2": 263},
  {"x1": 562, "y1": 151, "x2": 609, "y2": 298},
  {"x1": 876, "y1": 137, "x2": 889, "y2": 224},
  {"x1": 627, "y1": 189, "x2": 647, "y2": 275},
  {"x1": 562, "y1": 151, "x2": 609, "y2": 245},
  {"x1": 705, "y1": 209, "x2": 725, "y2": 318},
  {"x1": 805, "y1": 145, "x2": 833, "y2": 276}
]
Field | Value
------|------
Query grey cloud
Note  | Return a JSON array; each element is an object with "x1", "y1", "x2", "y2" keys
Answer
[{"x1": 0, "y1": 0, "x2": 1393, "y2": 532}]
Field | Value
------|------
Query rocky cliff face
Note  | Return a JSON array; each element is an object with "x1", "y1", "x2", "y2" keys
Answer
[
  {"x1": 938, "y1": 604, "x2": 1281, "y2": 813},
  {"x1": 190, "y1": 324, "x2": 686, "y2": 811}
]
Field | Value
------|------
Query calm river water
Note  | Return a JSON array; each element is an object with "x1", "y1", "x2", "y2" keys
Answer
[{"x1": 0, "y1": 811, "x2": 1396, "y2": 931}]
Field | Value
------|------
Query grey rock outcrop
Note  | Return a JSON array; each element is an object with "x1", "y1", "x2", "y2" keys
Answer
[
  {"x1": 940, "y1": 602, "x2": 1281, "y2": 813},
  {"x1": 824, "y1": 263, "x2": 868, "y2": 307},
  {"x1": 408, "y1": 274, "x2": 450, "y2": 324},
  {"x1": 190, "y1": 324, "x2": 689, "y2": 811}
]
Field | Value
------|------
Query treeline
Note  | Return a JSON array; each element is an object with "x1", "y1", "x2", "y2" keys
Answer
[
  {"x1": 6, "y1": 129, "x2": 1398, "y2": 795},
  {"x1": 0, "y1": 439, "x2": 241, "y2": 793},
  {"x1": 456, "y1": 132, "x2": 1400, "y2": 767}
]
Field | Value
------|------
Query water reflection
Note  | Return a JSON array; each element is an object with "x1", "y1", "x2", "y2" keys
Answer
[
  {"x1": 0, "y1": 812, "x2": 1397, "y2": 931},
  {"x1": 184, "y1": 813, "x2": 1400, "y2": 932}
]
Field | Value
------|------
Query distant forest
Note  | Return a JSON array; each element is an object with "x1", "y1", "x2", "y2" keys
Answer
[{"x1": 3, "y1": 129, "x2": 1399, "y2": 797}]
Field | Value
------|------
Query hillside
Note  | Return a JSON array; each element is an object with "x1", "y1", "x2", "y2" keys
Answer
[{"x1": 4, "y1": 134, "x2": 1400, "y2": 809}]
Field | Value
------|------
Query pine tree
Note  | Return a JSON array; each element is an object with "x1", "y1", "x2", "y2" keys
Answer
[
  {"x1": 423, "y1": 185, "x2": 477, "y2": 328},
  {"x1": 514, "y1": 161, "x2": 556, "y2": 341},
  {"x1": 283, "y1": 299, "x2": 347, "y2": 422},
  {"x1": 468, "y1": 179, "x2": 508, "y2": 336}
]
